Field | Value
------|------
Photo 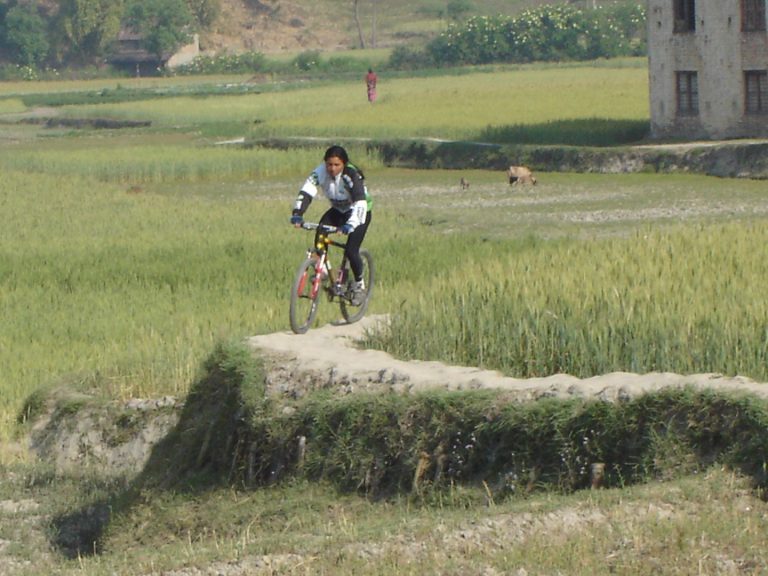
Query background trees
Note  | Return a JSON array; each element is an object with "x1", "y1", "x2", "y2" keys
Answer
[
  {"x1": 56, "y1": 0, "x2": 124, "y2": 62},
  {"x1": 0, "y1": 0, "x2": 216, "y2": 71},
  {"x1": 125, "y1": 0, "x2": 193, "y2": 58},
  {"x1": 1, "y1": 1, "x2": 49, "y2": 67},
  {"x1": 0, "y1": 0, "x2": 646, "y2": 76}
]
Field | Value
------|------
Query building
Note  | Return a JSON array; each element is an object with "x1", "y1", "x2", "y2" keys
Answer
[
  {"x1": 110, "y1": 30, "x2": 199, "y2": 76},
  {"x1": 647, "y1": 0, "x2": 768, "y2": 139}
]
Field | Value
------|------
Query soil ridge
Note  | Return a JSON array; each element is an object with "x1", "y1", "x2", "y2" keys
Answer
[
  {"x1": 24, "y1": 315, "x2": 768, "y2": 479},
  {"x1": 248, "y1": 315, "x2": 768, "y2": 402},
  {"x1": 255, "y1": 137, "x2": 768, "y2": 179}
]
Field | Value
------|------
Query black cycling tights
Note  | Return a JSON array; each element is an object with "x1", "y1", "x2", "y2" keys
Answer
[{"x1": 317, "y1": 209, "x2": 372, "y2": 282}]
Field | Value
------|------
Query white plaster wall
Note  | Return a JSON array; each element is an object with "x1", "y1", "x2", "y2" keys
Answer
[{"x1": 167, "y1": 34, "x2": 200, "y2": 69}]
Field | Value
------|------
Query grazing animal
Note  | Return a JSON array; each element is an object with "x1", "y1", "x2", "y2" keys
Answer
[
  {"x1": 460, "y1": 177, "x2": 470, "y2": 190},
  {"x1": 590, "y1": 462, "x2": 606, "y2": 489},
  {"x1": 507, "y1": 165, "x2": 537, "y2": 186}
]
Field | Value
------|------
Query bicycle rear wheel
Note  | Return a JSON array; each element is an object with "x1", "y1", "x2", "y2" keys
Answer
[
  {"x1": 340, "y1": 249, "x2": 375, "y2": 324},
  {"x1": 289, "y1": 257, "x2": 322, "y2": 334}
]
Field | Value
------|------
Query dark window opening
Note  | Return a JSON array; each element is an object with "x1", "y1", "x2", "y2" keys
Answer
[
  {"x1": 676, "y1": 71, "x2": 699, "y2": 116},
  {"x1": 742, "y1": 0, "x2": 767, "y2": 31},
  {"x1": 674, "y1": 0, "x2": 696, "y2": 32},
  {"x1": 745, "y1": 70, "x2": 768, "y2": 114}
]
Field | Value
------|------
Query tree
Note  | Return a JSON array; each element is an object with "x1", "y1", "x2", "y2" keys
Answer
[
  {"x1": 126, "y1": 0, "x2": 193, "y2": 58},
  {"x1": 370, "y1": 0, "x2": 376, "y2": 48},
  {"x1": 350, "y1": 0, "x2": 382, "y2": 49},
  {"x1": 352, "y1": 0, "x2": 365, "y2": 49},
  {"x1": 4, "y1": 2, "x2": 49, "y2": 66},
  {"x1": 57, "y1": 0, "x2": 124, "y2": 61},
  {"x1": 186, "y1": 0, "x2": 219, "y2": 28}
]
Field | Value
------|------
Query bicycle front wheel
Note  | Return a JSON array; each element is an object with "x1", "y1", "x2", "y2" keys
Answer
[
  {"x1": 340, "y1": 249, "x2": 375, "y2": 324},
  {"x1": 289, "y1": 257, "x2": 323, "y2": 334}
]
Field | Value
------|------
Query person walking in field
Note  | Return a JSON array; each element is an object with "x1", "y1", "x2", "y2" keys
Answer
[
  {"x1": 365, "y1": 68, "x2": 378, "y2": 103},
  {"x1": 290, "y1": 145, "x2": 373, "y2": 303}
]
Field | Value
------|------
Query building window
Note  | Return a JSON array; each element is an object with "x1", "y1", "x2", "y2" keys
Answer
[
  {"x1": 745, "y1": 71, "x2": 768, "y2": 114},
  {"x1": 676, "y1": 71, "x2": 699, "y2": 116},
  {"x1": 742, "y1": 0, "x2": 767, "y2": 31},
  {"x1": 674, "y1": 0, "x2": 696, "y2": 32}
]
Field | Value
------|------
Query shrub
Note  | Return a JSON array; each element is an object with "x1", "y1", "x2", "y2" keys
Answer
[
  {"x1": 145, "y1": 381, "x2": 768, "y2": 497},
  {"x1": 422, "y1": 3, "x2": 647, "y2": 67},
  {"x1": 169, "y1": 50, "x2": 267, "y2": 75},
  {"x1": 293, "y1": 50, "x2": 321, "y2": 71},
  {"x1": 388, "y1": 45, "x2": 434, "y2": 70}
]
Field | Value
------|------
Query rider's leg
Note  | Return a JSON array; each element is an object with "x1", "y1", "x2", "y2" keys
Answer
[{"x1": 345, "y1": 212, "x2": 372, "y2": 282}]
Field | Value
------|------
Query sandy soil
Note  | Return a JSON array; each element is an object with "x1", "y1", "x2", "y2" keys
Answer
[{"x1": 248, "y1": 314, "x2": 768, "y2": 403}]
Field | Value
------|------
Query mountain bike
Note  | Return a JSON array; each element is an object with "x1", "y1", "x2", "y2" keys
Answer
[{"x1": 289, "y1": 222, "x2": 375, "y2": 334}]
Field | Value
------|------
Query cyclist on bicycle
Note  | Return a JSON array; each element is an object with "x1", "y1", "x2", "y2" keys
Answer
[{"x1": 290, "y1": 145, "x2": 372, "y2": 303}]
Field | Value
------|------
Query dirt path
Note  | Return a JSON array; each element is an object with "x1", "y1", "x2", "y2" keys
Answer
[{"x1": 248, "y1": 315, "x2": 768, "y2": 402}]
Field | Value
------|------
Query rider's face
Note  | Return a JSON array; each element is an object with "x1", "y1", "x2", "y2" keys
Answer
[{"x1": 325, "y1": 156, "x2": 345, "y2": 178}]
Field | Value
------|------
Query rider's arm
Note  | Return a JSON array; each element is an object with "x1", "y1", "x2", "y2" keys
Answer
[
  {"x1": 342, "y1": 168, "x2": 368, "y2": 230},
  {"x1": 293, "y1": 167, "x2": 322, "y2": 216},
  {"x1": 345, "y1": 200, "x2": 367, "y2": 230},
  {"x1": 292, "y1": 191, "x2": 312, "y2": 216}
]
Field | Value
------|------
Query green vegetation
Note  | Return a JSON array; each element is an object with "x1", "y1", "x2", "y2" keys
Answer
[
  {"x1": 0, "y1": 0, "x2": 217, "y2": 72},
  {"x1": 0, "y1": 137, "x2": 324, "y2": 182},
  {"x1": 10, "y1": 61, "x2": 646, "y2": 143},
  {"x1": 171, "y1": 3, "x2": 649, "y2": 76},
  {"x1": 154, "y1": 348, "x2": 768, "y2": 496},
  {"x1": 408, "y1": 3, "x2": 647, "y2": 69},
  {"x1": 10, "y1": 456, "x2": 768, "y2": 574},
  {"x1": 480, "y1": 117, "x2": 650, "y2": 147},
  {"x1": 0, "y1": 60, "x2": 762, "y2": 443},
  {"x1": 125, "y1": 0, "x2": 195, "y2": 58},
  {"x1": 2, "y1": 1, "x2": 49, "y2": 67},
  {"x1": 1, "y1": 59, "x2": 768, "y2": 574},
  {"x1": 365, "y1": 222, "x2": 768, "y2": 381},
  {"x1": 21, "y1": 343, "x2": 768, "y2": 572},
  {"x1": 0, "y1": 0, "x2": 646, "y2": 80}
]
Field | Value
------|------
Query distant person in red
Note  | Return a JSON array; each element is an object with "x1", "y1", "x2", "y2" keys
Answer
[{"x1": 365, "y1": 68, "x2": 378, "y2": 103}]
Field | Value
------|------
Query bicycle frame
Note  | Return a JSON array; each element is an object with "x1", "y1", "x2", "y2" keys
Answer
[
  {"x1": 302, "y1": 223, "x2": 349, "y2": 300},
  {"x1": 289, "y1": 222, "x2": 374, "y2": 334}
]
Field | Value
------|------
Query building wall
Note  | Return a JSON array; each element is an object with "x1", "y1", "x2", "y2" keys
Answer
[
  {"x1": 166, "y1": 34, "x2": 200, "y2": 69},
  {"x1": 648, "y1": 0, "x2": 768, "y2": 139}
]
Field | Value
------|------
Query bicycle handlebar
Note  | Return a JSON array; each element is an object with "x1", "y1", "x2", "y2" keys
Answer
[{"x1": 299, "y1": 222, "x2": 338, "y2": 234}]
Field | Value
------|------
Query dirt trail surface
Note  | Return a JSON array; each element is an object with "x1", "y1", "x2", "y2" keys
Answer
[{"x1": 248, "y1": 314, "x2": 768, "y2": 402}]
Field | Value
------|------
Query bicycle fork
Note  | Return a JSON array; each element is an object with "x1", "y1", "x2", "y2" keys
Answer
[{"x1": 300, "y1": 249, "x2": 327, "y2": 300}]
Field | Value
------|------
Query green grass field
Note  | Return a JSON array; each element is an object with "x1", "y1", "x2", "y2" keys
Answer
[
  {"x1": 0, "y1": 59, "x2": 649, "y2": 141},
  {"x1": 0, "y1": 58, "x2": 764, "y2": 442},
  {"x1": 2, "y1": 57, "x2": 768, "y2": 575}
]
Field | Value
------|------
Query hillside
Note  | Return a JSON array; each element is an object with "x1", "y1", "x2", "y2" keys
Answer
[
  {"x1": 202, "y1": 0, "x2": 345, "y2": 54},
  {"x1": 199, "y1": 0, "x2": 553, "y2": 55}
]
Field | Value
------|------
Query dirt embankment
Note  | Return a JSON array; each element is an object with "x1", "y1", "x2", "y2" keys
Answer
[
  {"x1": 26, "y1": 314, "x2": 768, "y2": 480},
  {"x1": 257, "y1": 137, "x2": 768, "y2": 179},
  {"x1": 371, "y1": 138, "x2": 768, "y2": 179},
  {"x1": 11, "y1": 314, "x2": 768, "y2": 576},
  {"x1": 248, "y1": 315, "x2": 768, "y2": 403}
]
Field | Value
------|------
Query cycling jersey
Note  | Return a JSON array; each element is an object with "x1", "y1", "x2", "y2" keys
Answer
[{"x1": 295, "y1": 162, "x2": 372, "y2": 230}]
